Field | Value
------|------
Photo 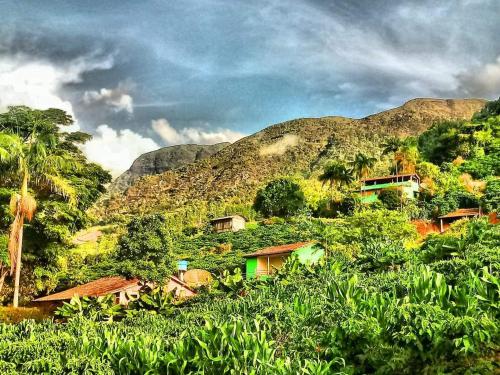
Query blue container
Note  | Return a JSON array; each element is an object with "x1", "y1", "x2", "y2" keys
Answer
[{"x1": 178, "y1": 260, "x2": 188, "y2": 271}]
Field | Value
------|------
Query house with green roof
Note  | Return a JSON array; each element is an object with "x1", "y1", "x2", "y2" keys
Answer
[{"x1": 359, "y1": 174, "x2": 420, "y2": 204}]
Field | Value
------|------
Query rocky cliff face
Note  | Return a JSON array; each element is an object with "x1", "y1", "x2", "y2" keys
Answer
[
  {"x1": 101, "y1": 98, "x2": 486, "y2": 215},
  {"x1": 108, "y1": 143, "x2": 230, "y2": 194}
]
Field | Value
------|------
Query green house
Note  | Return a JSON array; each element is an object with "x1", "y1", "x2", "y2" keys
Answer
[
  {"x1": 359, "y1": 174, "x2": 420, "y2": 204},
  {"x1": 243, "y1": 241, "x2": 324, "y2": 279}
]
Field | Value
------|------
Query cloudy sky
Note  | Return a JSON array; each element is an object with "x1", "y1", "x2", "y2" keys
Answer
[{"x1": 1, "y1": 0, "x2": 499, "y2": 176}]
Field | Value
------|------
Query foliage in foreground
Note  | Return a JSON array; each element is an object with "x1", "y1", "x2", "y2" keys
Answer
[{"x1": 0, "y1": 219, "x2": 497, "y2": 374}]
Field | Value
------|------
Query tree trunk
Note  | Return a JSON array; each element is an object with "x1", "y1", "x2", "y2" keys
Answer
[
  {"x1": 12, "y1": 217, "x2": 23, "y2": 308},
  {"x1": 0, "y1": 269, "x2": 8, "y2": 296},
  {"x1": 12, "y1": 172, "x2": 28, "y2": 308}
]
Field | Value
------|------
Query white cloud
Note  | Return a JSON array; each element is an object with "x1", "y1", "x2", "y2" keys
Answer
[
  {"x1": 0, "y1": 53, "x2": 113, "y2": 131},
  {"x1": 151, "y1": 118, "x2": 244, "y2": 145},
  {"x1": 457, "y1": 56, "x2": 500, "y2": 98},
  {"x1": 81, "y1": 124, "x2": 159, "y2": 178},
  {"x1": 83, "y1": 84, "x2": 134, "y2": 113}
]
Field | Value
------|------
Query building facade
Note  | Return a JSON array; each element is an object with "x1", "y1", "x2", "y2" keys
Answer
[
  {"x1": 244, "y1": 242, "x2": 324, "y2": 279},
  {"x1": 210, "y1": 215, "x2": 246, "y2": 233},
  {"x1": 359, "y1": 174, "x2": 420, "y2": 204}
]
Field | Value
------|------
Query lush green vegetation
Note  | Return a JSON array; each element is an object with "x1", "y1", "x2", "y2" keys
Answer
[
  {"x1": 0, "y1": 99, "x2": 498, "y2": 373},
  {"x1": 0, "y1": 218, "x2": 497, "y2": 374},
  {"x1": 0, "y1": 106, "x2": 111, "y2": 304}
]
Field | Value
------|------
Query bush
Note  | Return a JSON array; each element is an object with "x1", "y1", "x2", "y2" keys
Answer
[
  {"x1": 254, "y1": 178, "x2": 306, "y2": 218},
  {"x1": 481, "y1": 178, "x2": 500, "y2": 213},
  {"x1": 378, "y1": 189, "x2": 403, "y2": 210}
]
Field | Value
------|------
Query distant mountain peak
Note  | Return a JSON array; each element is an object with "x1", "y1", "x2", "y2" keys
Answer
[{"x1": 108, "y1": 142, "x2": 230, "y2": 194}]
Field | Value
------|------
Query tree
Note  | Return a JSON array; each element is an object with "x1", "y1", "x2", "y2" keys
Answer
[
  {"x1": 254, "y1": 178, "x2": 306, "y2": 218},
  {"x1": 394, "y1": 138, "x2": 420, "y2": 174},
  {"x1": 472, "y1": 97, "x2": 500, "y2": 121},
  {"x1": 381, "y1": 137, "x2": 404, "y2": 177},
  {"x1": 318, "y1": 161, "x2": 354, "y2": 190},
  {"x1": 350, "y1": 152, "x2": 377, "y2": 180},
  {"x1": 116, "y1": 214, "x2": 175, "y2": 282},
  {"x1": 378, "y1": 189, "x2": 404, "y2": 211},
  {"x1": 481, "y1": 178, "x2": 500, "y2": 213},
  {"x1": 381, "y1": 137, "x2": 401, "y2": 156},
  {"x1": 0, "y1": 106, "x2": 111, "y2": 306}
]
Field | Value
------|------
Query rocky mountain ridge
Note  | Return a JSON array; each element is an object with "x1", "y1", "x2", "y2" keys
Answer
[
  {"x1": 108, "y1": 143, "x2": 230, "y2": 194},
  {"x1": 100, "y1": 98, "x2": 486, "y2": 216}
]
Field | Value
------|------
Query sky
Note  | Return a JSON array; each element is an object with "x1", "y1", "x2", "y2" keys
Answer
[{"x1": 1, "y1": 0, "x2": 499, "y2": 176}]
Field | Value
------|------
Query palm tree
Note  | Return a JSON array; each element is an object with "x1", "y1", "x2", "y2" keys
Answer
[
  {"x1": 381, "y1": 137, "x2": 403, "y2": 178},
  {"x1": 394, "y1": 138, "x2": 420, "y2": 174},
  {"x1": 381, "y1": 137, "x2": 402, "y2": 156},
  {"x1": 350, "y1": 152, "x2": 377, "y2": 180},
  {"x1": 318, "y1": 161, "x2": 354, "y2": 193},
  {"x1": 0, "y1": 108, "x2": 76, "y2": 307}
]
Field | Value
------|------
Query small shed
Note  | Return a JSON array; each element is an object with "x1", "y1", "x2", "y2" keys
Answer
[
  {"x1": 438, "y1": 208, "x2": 483, "y2": 233},
  {"x1": 33, "y1": 275, "x2": 196, "y2": 306},
  {"x1": 210, "y1": 215, "x2": 246, "y2": 233},
  {"x1": 243, "y1": 241, "x2": 324, "y2": 279}
]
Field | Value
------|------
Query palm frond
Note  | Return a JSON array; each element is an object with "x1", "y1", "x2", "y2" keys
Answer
[
  {"x1": 43, "y1": 173, "x2": 77, "y2": 206},
  {"x1": 9, "y1": 194, "x2": 20, "y2": 215},
  {"x1": 0, "y1": 133, "x2": 24, "y2": 163}
]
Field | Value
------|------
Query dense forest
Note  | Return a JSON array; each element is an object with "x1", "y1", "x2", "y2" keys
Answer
[{"x1": 0, "y1": 99, "x2": 498, "y2": 374}]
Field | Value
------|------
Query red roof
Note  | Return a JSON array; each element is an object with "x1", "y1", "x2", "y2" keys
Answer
[
  {"x1": 438, "y1": 208, "x2": 482, "y2": 219},
  {"x1": 361, "y1": 173, "x2": 419, "y2": 182},
  {"x1": 243, "y1": 241, "x2": 315, "y2": 258},
  {"x1": 33, "y1": 276, "x2": 140, "y2": 302}
]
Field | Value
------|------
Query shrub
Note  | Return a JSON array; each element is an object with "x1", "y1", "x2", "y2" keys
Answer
[
  {"x1": 254, "y1": 178, "x2": 306, "y2": 218},
  {"x1": 481, "y1": 178, "x2": 500, "y2": 213},
  {"x1": 378, "y1": 188, "x2": 403, "y2": 210}
]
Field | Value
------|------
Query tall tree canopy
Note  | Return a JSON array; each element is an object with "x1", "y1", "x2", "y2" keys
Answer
[
  {"x1": 0, "y1": 106, "x2": 111, "y2": 305},
  {"x1": 254, "y1": 178, "x2": 306, "y2": 218},
  {"x1": 318, "y1": 161, "x2": 354, "y2": 189},
  {"x1": 350, "y1": 153, "x2": 377, "y2": 180}
]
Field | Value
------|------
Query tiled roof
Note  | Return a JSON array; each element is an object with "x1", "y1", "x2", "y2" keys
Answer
[
  {"x1": 33, "y1": 276, "x2": 140, "y2": 302},
  {"x1": 243, "y1": 241, "x2": 315, "y2": 258},
  {"x1": 438, "y1": 208, "x2": 481, "y2": 219},
  {"x1": 170, "y1": 275, "x2": 197, "y2": 293}
]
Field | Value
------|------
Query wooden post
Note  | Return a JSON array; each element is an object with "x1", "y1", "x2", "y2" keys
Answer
[
  {"x1": 267, "y1": 256, "x2": 270, "y2": 275},
  {"x1": 440, "y1": 219, "x2": 444, "y2": 233}
]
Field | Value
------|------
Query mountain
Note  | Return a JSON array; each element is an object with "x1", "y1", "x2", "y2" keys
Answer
[
  {"x1": 101, "y1": 98, "x2": 486, "y2": 215},
  {"x1": 108, "y1": 143, "x2": 230, "y2": 194}
]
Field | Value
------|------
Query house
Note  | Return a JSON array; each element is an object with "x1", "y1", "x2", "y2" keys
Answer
[
  {"x1": 359, "y1": 174, "x2": 420, "y2": 204},
  {"x1": 438, "y1": 208, "x2": 483, "y2": 233},
  {"x1": 210, "y1": 215, "x2": 246, "y2": 233},
  {"x1": 244, "y1": 241, "x2": 324, "y2": 279},
  {"x1": 33, "y1": 275, "x2": 196, "y2": 306}
]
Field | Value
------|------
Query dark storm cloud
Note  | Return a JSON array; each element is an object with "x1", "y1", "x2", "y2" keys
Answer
[{"x1": 1, "y1": 0, "x2": 499, "y2": 174}]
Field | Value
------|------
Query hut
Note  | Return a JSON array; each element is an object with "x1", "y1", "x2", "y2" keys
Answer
[
  {"x1": 33, "y1": 275, "x2": 196, "y2": 306},
  {"x1": 183, "y1": 269, "x2": 213, "y2": 288},
  {"x1": 359, "y1": 174, "x2": 420, "y2": 204},
  {"x1": 438, "y1": 208, "x2": 483, "y2": 233},
  {"x1": 243, "y1": 241, "x2": 324, "y2": 279},
  {"x1": 210, "y1": 215, "x2": 246, "y2": 233}
]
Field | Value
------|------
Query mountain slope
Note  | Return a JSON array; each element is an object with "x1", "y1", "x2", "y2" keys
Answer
[
  {"x1": 108, "y1": 143, "x2": 229, "y2": 194},
  {"x1": 102, "y1": 98, "x2": 486, "y2": 215}
]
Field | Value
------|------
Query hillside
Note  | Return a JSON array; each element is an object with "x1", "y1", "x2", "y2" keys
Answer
[
  {"x1": 102, "y1": 98, "x2": 486, "y2": 215},
  {"x1": 108, "y1": 143, "x2": 229, "y2": 194}
]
